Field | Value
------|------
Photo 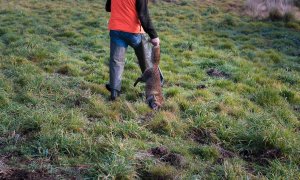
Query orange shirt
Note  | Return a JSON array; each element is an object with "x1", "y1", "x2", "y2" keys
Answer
[{"x1": 108, "y1": 0, "x2": 145, "y2": 33}]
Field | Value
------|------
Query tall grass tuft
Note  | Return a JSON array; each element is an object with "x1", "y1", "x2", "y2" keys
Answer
[{"x1": 245, "y1": 0, "x2": 296, "y2": 20}]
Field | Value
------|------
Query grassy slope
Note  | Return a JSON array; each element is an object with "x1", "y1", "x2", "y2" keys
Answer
[{"x1": 0, "y1": 0, "x2": 300, "y2": 179}]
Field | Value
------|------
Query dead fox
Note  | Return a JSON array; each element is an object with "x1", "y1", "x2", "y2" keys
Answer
[{"x1": 134, "y1": 46, "x2": 163, "y2": 110}]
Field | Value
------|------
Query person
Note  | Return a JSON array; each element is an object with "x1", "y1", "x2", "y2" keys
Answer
[{"x1": 105, "y1": 0, "x2": 160, "y2": 101}]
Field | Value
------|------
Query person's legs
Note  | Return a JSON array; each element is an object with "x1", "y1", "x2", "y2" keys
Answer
[
  {"x1": 107, "y1": 31, "x2": 164, "y2": 100},
  {"x1": 109, "y1": 31, "x2": 128, "y2": 100},
  {"x1": 122, "y1": 32, "x2": 152, "y2": 73},
  {"x1": 109, "y1": 42, "x2": 126, "y2": 91}
]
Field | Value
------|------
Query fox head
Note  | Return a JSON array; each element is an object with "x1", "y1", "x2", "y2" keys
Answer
[{"x1": 147, "y1": 93, "x2": 163, "y2": 110}]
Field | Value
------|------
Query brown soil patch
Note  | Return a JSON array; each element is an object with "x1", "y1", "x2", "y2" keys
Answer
[
  {"x1": 149, "y1": 146, "x2": 169, "y2": 158},
  {"x1": 217, "y1": 145, "x2": 235, "y2": 159},
  {"x1": 138, "y1": 112, "x2": 155, "y2": 123},
  {"x1": 0, "y1": 168, "x2": 54, "y2": 180},
  {"x1": 240, "y1": 148, "x2": 283, "y2": 165},
  {"x1": 196, "y1": 84, "x2": 207, "y2": 89},
  {"x1": 294, "y1": 105, "x2": 300, "y2": 113},
  {"x1": 138, "y1": 170, "x2": 176, "y2": 180},
  {"x1": 189, "y1": 128, "x2": 219, "y2": 145},
  {"x1": 161, "y1": 153, "x2": 187, "y2": 168},
  {"x1": 214, "y1": 145, "x2": 236, "y2": 164},
  {"x1": 56, "y1": 65, "x2": 70, "y2": 75},
  {"x1": 149, "y1": 146, "x2": 187, "y2": 168},
  {"x1": 207, "y1": 68, "x2": 230, "y2": 78},
  {"x1": 225, "y1": 1, "x2": 245, "y2": 14},
  {"x1": 64, "y1": 95, "x2": 90, "y2": 108}
]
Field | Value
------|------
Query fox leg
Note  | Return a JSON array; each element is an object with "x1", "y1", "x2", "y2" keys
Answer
[{"x1": 134, "y1": 77, "x2": 143, "y2": 87}]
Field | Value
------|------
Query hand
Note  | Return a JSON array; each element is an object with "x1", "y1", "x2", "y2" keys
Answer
[{"x1": 151, "y1": 37, "x2": 160, "y2": 47}]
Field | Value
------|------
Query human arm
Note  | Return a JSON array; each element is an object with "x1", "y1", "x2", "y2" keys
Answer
[
  {"x1": 136, "y1": 0, "x2": 159, "y2": 45},
  {"x1": 106, "y1": 0, "x2": 111, "y2": 12}
]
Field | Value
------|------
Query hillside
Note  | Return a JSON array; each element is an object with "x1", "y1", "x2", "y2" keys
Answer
[{"x1": 0, "y1": 0, "x2": 300, "y2": 179}]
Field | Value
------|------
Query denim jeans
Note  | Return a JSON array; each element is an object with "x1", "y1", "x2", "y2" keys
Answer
[{"x1": 110, "y1": 30, "x2": 142, "y2": 48}]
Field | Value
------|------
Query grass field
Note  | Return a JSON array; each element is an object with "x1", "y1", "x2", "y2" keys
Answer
[{"x1": 0, "y1": 0, "x2": 300, "y2": 179}]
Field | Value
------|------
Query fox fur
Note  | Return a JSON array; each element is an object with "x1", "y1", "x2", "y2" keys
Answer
[{"x1": 134, "y1": 46, "x2": 163, "y2": 110}]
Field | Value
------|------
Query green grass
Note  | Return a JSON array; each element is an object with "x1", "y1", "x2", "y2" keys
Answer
[{"x1": 0, "y1": 0, "x2": 300, "y2": 179}]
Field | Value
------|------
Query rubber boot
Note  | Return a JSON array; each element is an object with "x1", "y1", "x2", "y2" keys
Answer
[
  {"x1": 134, "y1": 36, "x2": 152, "y2": 73},
  {"x1": 110, "y1": 89, "x2": 120, "y2": 101}
]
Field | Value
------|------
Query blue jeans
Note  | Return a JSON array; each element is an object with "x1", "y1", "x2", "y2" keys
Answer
[{"x1": 110, "y1": 30, "x2": 142, "y2": 48}]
